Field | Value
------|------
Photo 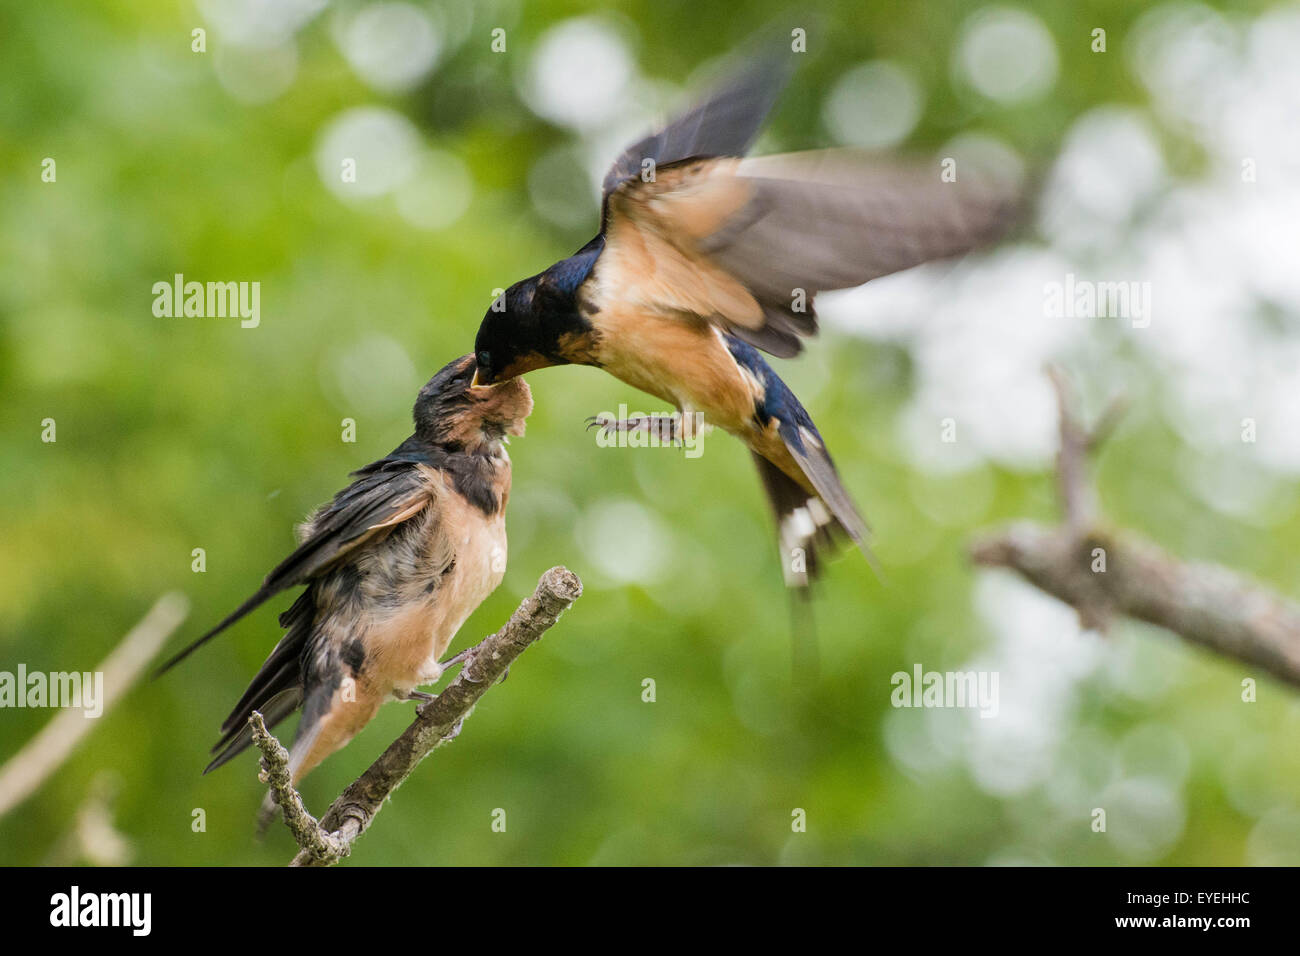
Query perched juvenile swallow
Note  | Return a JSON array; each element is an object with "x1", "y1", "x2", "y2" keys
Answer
[
  {"x1": 472, "y1": 49, "x2": 1019, "y2": 584},
  {"x1": 155, "y1": 355, "x2": 532, "y2": 786}
]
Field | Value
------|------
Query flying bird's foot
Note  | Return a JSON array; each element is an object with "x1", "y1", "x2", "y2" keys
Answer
[{"x1": 585, "y1": 412, "x2": 680, "y2": 444}]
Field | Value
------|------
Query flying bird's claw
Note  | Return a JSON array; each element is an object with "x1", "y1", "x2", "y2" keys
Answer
[
  {"x1": 654, "y1": 416, "x2": 681, "y2": 445},
  {"x1": 587, "y1": 413, "x2": 680, "y2": 444}
]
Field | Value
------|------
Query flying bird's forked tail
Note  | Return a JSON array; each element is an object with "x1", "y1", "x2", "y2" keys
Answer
[
  {"x1": 752, "y1": 425, "x2": 879, "y2": 589},
  {"x1": 725, "y1": 335, "x2": 877, "y2": 588}
]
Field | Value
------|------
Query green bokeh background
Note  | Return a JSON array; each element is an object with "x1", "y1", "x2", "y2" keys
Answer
[{"x1": 2, "y1": 0, "x2": 1297, "y2": 865}]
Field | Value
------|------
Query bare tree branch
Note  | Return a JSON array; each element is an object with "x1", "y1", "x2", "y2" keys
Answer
[
  {"x1": 971, "y1": 370, "x2": 1300, "y2": 688},
  {"x1": 971, "y1": 522, "x2": 1300, "y2": 687},
  {"x1": 0, "y1": 592, "x2": 190, "y2": 819},
  {"x1": 250, "y1": 711, "x2": 350, "y2": 862},
  {"x1": 42, "y1": 771, "x2": 135, "y2": 866},
  {"x1": 252, "y1": 566, "x2": 583, "y2": 867}
]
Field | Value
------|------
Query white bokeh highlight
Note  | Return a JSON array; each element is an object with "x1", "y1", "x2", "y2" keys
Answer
[
  {"x1": 395, "y1": 148, "x2": 474, "y2": 231},
  {"x1": 822, "y1": 60, "x2": 924, "y2": 149},
  {"x1": 315, "y1": 107, "x2": 423, "y2": 200},
  {"x1": 955, "y1": 7, "x2": 1059, "y2": 103},
  {"x1": 197, "y1": 0, "x2": 326, "y2": 48},
  {"x1": 336, "y1": 3, "x2": 442, "y2": 93},
  {"x1": 521, "y1": 18, "x2": 636, "y2": 130}
]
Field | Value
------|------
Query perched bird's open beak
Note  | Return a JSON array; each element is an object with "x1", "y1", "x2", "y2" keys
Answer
[{"x1": 470, "y1": 370, "x2": 491, "y2": 390}]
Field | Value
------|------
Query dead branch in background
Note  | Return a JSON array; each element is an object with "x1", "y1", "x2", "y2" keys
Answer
[
  {"x1": 41, "y1": 770, "x2": 135, "y2": 866},
  {"x1": 0, "y1": 593, "x2": 189, "y2": 818},
  {"x1": 970, "y1": 368, "x2": 1300, "y2": 688},
  {"x1": 250, "y1": 566, "x2": 583, "y2": 867}
]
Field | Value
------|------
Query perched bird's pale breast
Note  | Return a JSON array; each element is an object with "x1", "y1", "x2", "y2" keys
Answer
[{"x1": 365, "y1": 465, "x2": 509, "y2": 698}]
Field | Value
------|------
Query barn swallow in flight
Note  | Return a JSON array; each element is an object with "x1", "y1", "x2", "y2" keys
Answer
[
  {"x1": 155, "y1": 355, "x2": 532, "y2": 790},
  {"x1": 472, "y1": 47, "x2": 1019, "y2": 585}
]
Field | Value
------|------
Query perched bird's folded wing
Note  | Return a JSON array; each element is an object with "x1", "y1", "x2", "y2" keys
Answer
[
  {"x1": 601, "y1": 150, "x2": 1022, "y2": 357},
  {"x1": 153, "y1": 459, "x2": 434, "y2": 675}
]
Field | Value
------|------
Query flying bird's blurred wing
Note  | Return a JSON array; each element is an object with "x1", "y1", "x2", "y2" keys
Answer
[
  {"x1": 599, "y1": 150, "x2": 1022, "y2": 357},
  {"x1": 153, "y1": 458, "x2": 434, "y2": 676},
  {"x1": 601, "y1": 44, "x2": 791, "y2": 199}
]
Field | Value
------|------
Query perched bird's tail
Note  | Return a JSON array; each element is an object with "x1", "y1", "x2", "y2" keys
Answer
[
  {"x1": 203, "y1": 591, "x2": 321, "y2": 838},
  {"x1": 151, "y1": 586, "x2": 279, "y2": 678},
  {"x1": 203, "y1": 591, "x2": 314, "y2": 774}
]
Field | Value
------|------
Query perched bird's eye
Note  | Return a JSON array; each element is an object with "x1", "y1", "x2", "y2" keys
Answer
[{"x1": 477, "y1": 350, "x2": 491, "y2": 369}]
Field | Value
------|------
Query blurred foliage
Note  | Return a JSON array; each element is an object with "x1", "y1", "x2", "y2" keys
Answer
[{"x1": 1, "y1": 0, "x2": 1297, "y2": 866}]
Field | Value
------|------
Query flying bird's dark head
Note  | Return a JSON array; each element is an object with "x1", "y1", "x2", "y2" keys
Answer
[
  {"x1": 472, "y1": 237, "x2": 605, "y2": 386},
  {"x1": 472, "y1": 278, "x2": 554, "y2": 386},
  {"x1": 414, "y1": 353, "x2": 533, "y2": 451}
]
